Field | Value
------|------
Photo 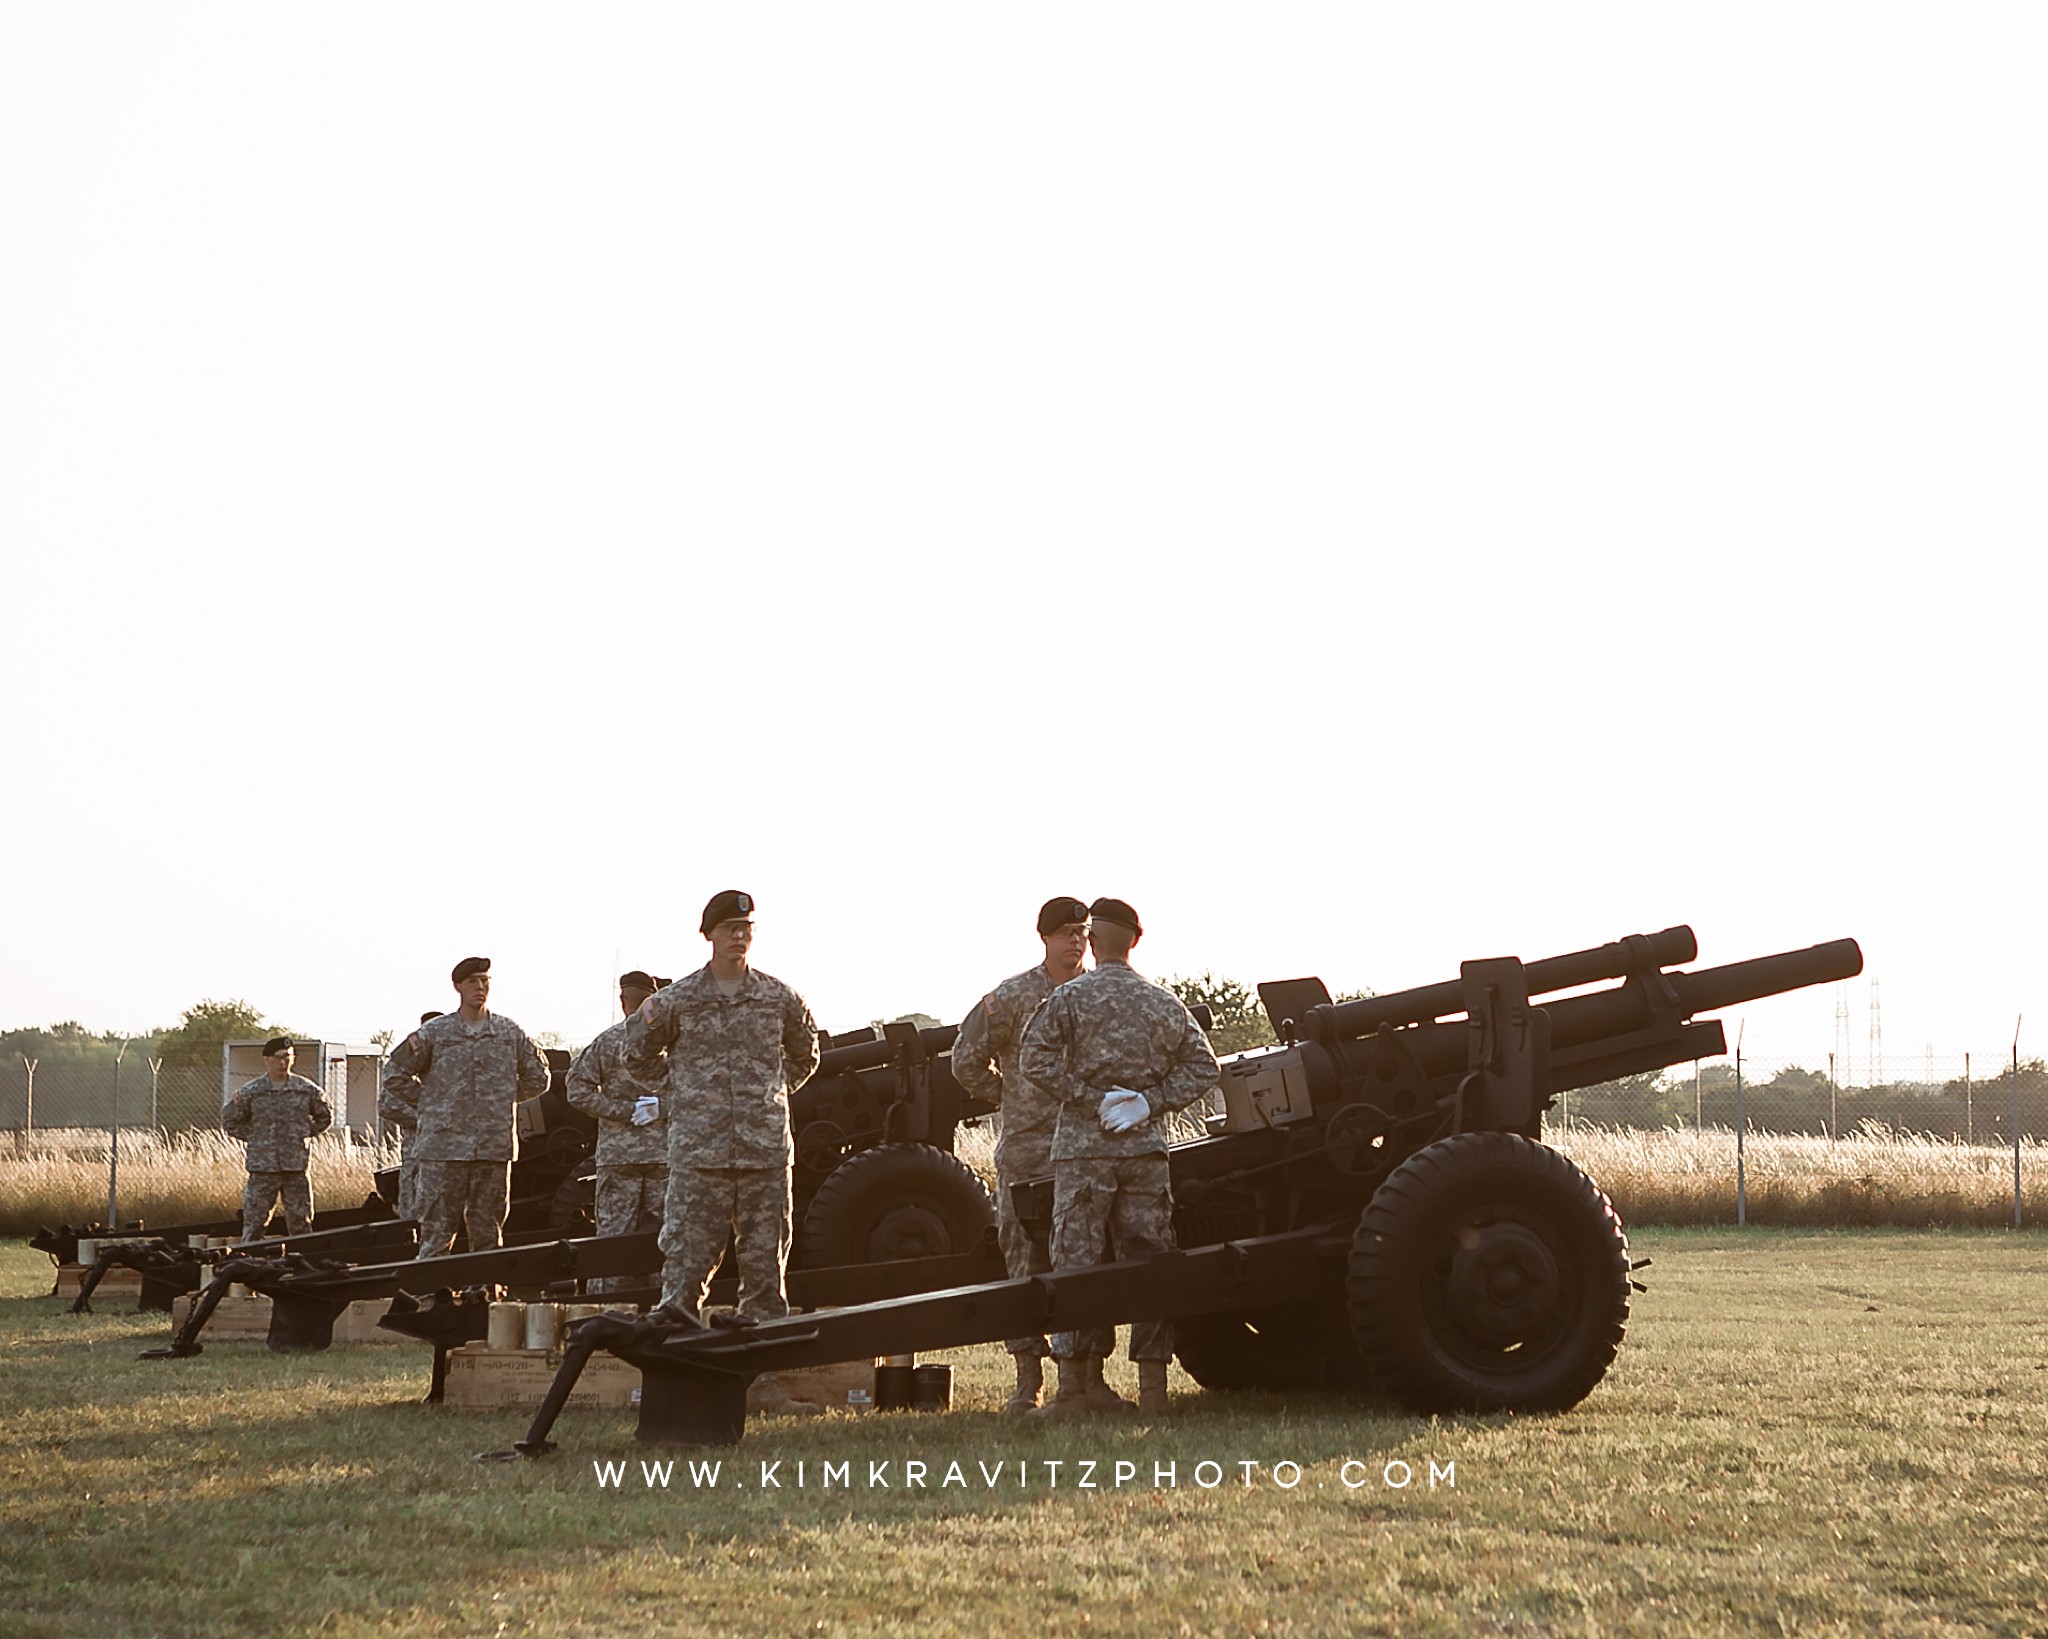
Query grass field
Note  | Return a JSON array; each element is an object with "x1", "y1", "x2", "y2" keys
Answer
[{"x1": 2, "y1": 1229, "x2": 2041, "y2": 1637}]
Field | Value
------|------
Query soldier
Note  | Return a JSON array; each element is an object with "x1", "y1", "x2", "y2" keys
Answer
[
  {"x1": 381, "y1": 957, "x2": 552, "y2": 1259},
  {"x1": 1017, "y1": 897, "x2": 1220, "y2": 1418},
  {"x1": 378, "y1": 1010, "x2": 442, "y2": 1222},
  {"x1": 566, "y1": 970, "x2": 670, "y2": 1291},
  {"x1": 625, "y1": 890, "x2": 820, "y2": 1332},
  {"x1": 222, "y1": 1036, "x2": 333, "y2": 1240},
  {"x1": 951, "y1": 894, "x2": 1117, "y2": 1413}
]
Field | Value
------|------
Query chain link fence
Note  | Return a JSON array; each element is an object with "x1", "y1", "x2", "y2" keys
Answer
[
  {"x1": 5, "y1": 1061, "x2": 239, "y2": 1140},
  {"x1": 5, "y1": 1050, "x2": 2040, "y2": 1227},
  {"x1": 1553, "y1": 1054, "x2": 2048, "y2": 1143}
]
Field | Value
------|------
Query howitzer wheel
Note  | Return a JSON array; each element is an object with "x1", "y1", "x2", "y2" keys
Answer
[
  {"x1": 1346, "y1": 1133, "x2": 1629, "y2": 1414},
  {"x1": 795, "y1": 1143, "x2": 995, "y2": 1268},
  {"x1": 1175, "y1": 1298, "x2": 1368, "y2": 1393}
]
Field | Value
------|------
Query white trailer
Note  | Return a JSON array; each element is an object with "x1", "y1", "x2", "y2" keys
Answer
[{"x1": 221, "y1": 1040, "x2": 385, "y2": 1137}]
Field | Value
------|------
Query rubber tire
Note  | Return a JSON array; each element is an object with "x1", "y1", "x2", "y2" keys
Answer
[
  {"x1": 1347, "y1": 1132, "x2": 1629, "y2": 1415},
  {"x1": 1176, "y1": 1298, "x2": 1369, "y2": 1393},
  {"x1": 795, "y1": 1143, "x2": 996, "y2": 1268},
  {"x1": 549, "y1": 1161, "x2": 598, "y2": 1238}
]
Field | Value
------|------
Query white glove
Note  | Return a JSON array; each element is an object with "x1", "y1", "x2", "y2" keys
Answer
[
  {"x1": 630, "y1": 1096, "x2": 663, "y2": 1127},
  {"x1": 1099, "y1": 1086, "x2": 1150, "y2": 1134}
]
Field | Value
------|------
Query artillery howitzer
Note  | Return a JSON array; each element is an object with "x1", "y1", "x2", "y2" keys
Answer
[
  {"x1": 143, "y1": 1022, "x2": 1007, "y2": 1371},
  {"x1": 39, "y1": 1049, "x2": 598, "y2": 1318},
  {"x1": 496, "y1": 925, "x2": 1860, "y2": 1451}
]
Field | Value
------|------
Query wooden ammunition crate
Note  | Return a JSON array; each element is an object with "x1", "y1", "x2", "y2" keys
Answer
[
  {"x1": 166, "y1": 1292, "x2": 412, "y2": 1344},
  {"x1": 443, "y1": 1345, "x2": 643, "y2": 1410},
  {"x1": 54, "y1": 1264, "x2": 146, "y2": 1300},
  {"x1": 441, "y1": 1348, "x2": 875, "y2": 1413}
]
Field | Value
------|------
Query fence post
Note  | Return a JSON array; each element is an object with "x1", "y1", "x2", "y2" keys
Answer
[
  {"x1": 1828, "y1": 1051, "x2": 1837, "y2": 1142},
  {"x1": 19, "y1": 1056, "x2": 33, "y2": 1150},
  {"x1": 1735, "y1": 1022, "x2": 1747, "y2": 1227},
  {"x1": 107, "y1": 1041, "x2": 129, "y2": 1231},
  {"x1": 2014, "y1": 1020, "x2": 2024, "y2": 1231}
]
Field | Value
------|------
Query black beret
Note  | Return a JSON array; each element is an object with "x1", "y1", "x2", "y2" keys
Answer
[
  {"x1": 419, "y1": 1011, "x2": 442, "y2": 1025},
  {"x1": 700, "y1": 890, "x2": 755, "y2": 934},
  {"x1": 1037, "y1": 897, "x2": 1091, "y2": 936},
  {"x1": 450, "y1": 956, "x2": 491, "y2": 983},
  {"x1": 1088, "y1": 897, "x2": 1142, "y2": 936},
  {"x1": 262, "y1": 1037, "x2": 294, "y2": 1057},
  {"x1": 618, "y1": 971, "x2": 657, "y2": 993}
]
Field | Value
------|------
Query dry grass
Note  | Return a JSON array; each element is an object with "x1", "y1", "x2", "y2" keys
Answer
[
  {"x1": 0, "y1": 1129, "x2": 395, "y2": 1235},
  {"x1": 3, "y1": 1121, "x2": 2037, "y2": 1238},
  {"x1": 1553, "y1": 1121, "x2": 2045, "y2": 1227}
]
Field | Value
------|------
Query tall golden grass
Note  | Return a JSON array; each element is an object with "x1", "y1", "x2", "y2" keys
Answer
[
  {"x1": 0, "y1": 1129, "x2": 394, "y2": 1234},
  {"x1": 1, "y1": 1121, "x2": 2037, "y2": 1236},
  {"x1": 1552, "y1": 1120, "x2": 2046, "y2": 1226}
]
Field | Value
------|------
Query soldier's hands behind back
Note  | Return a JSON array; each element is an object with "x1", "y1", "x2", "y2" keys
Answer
[{"x1": 1099, "y1": 1086, "x2": 1149, "y2": 1134}]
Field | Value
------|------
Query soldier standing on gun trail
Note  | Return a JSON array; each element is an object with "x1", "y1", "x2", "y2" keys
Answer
[
  {"x1": 625, "y1": 891, "x2": 822, "y2": 1414},
  {"x1": 381, "y1": 957, "x2": 551, "y2": 1258},
  {"x1": 1018, "y1": 897, "x2": 1220, "y2": 1418},
  {"x1": 952, "y1": 895, "x2": 1119, "y2": 1413},
  {"x1": 378, "y1": 1011, "x2": 442, "y2": 1222},
  {"x1": 223, "y1": 1037, "x2": 333, "y2": 1240},
  {"x1": 566, "y1": 970, "x2": 670, "y2": 1292}
]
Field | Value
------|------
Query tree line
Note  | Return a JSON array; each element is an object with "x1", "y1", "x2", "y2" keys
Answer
[{"x1": 3, "y1": 1000, "x2": 289, "y2": 1076}]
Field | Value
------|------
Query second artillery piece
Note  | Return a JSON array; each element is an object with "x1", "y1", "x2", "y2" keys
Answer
[
  {"x1": 502, "y1": 923, "x2": 1861, "y2": 1448},
  {"x1": 143, "y1": 1019, "x2": 1014, "y2": 1370}
]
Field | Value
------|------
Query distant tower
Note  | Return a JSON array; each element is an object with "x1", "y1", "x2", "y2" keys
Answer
[
  {"x1": 1834, "y1": 989, "x2": 1853, "y2": 1087},
  {"x1": 1868, "y1": 979, "x2": 1884, "y2": 1089}
]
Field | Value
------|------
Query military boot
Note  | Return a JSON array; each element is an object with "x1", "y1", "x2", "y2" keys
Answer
[
  {"x1": 1004, "y1": 1353, "x2": 1045, "y2": 1415},
  {"x1": 1082, "y1": 1354, "x2": 1137, "y2": 1413},
  {"x1": 750, "y1": 1373, "x2": 823, "y2": 1418},
  {"x1": 1137, "y1": 1360, "x2": 1170, "y2": 1416},
  {"x1": 1029, "y1": 1357, "x2": 1093, "y2": 1420}
]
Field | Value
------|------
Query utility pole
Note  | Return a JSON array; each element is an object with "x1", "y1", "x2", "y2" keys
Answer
[
  {"x1": 1735, "y1": 1021, "x2": 1747, "y2": 1228},
  {"x1": 2014, "y1": 1019, "x2": 2024, "y2": 1231},
  {"x1": 107, "y1": 1041, "x2": 129, "y2": 1231},
  {"x1": 19, "y1": 1055, "x2": 34, "y2": 1149},
  {"x1": 149, "y1": 1056, "x2": 164, "y2": 1133},
  {"x1": 1965, "y1": 1052, "x2": 1972, "y2": 1145},
  {"x1": 1828, "y1": 1052, "x2": 1837, "y2": 1142}
]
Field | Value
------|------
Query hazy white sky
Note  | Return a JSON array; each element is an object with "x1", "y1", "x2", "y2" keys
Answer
[{"x1": 4, "y1": 4, "x2": 2042, "y2": 1078}]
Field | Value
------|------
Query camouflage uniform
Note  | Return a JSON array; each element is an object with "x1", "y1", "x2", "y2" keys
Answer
[
  {"x1": 953, "y1": 964, "x2": 1107, "y2": 1359},
  {"x1": 377, "y1": 1059, "x2": 423, "y2": 1221},
  {"x1": 624, "y1": 965, "x2": 820, "y2": 1320},
  {"x1": 1017, "y1": 959, "x2": 1220, "y2": 1361},
  {"x1": 222, "y1": 1073, "x2": 333, "y2": 1238},
  {"x1": 380, "y1": 1012, "x2": 551, "y2": 1258},
  {"x1": 566, "y1": 1016, "x2": 668, "y2": 1290}
]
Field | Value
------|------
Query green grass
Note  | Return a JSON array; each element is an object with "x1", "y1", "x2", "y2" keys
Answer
[{"x1": 2, "y1": 1229, "x2": 2042, "y2": 1637}]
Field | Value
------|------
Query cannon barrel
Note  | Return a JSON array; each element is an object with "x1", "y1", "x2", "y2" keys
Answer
[
  {"x1": 1626, "y1": 937, "x2": 1861, "y2": 1034},
  {"x1": 1314, "y1": 937, "x2": 1863, "y2": 1093},
  {"x1": 812, "y1": 1025, "x2": 958, "y2": 1078},
  {"x1": 1310, "y1": 925, "x2": 1699, "y2": 1042}
]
